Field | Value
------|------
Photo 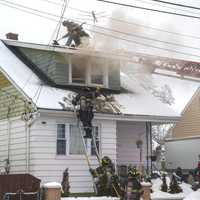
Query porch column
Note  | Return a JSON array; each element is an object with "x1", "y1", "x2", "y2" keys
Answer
[{"x1": 145, "y1": 122, "x2": 152, "y2": 175}]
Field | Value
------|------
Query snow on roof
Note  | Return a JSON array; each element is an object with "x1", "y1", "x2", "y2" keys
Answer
[{"x1": 0, "y1": 39, "x2": 186, "y2": 121}]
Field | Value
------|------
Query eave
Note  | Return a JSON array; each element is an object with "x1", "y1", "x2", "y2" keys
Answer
[{"x1": 38, "y1": 108, "x2": 180, "y2": 123}]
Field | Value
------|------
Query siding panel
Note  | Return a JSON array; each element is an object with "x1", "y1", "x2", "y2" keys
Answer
[{"x1": 29, "y1": 117, "x2": 117, "y2": 193}]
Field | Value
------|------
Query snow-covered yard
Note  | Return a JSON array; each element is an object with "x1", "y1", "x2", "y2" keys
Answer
[{"x1": 151, "y1": 178, "x2": 200, "y2": 200}]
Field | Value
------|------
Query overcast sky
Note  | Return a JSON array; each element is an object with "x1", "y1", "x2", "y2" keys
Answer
[{"x1": 1, "y1": 0, "x2": 200, "y2": 62}]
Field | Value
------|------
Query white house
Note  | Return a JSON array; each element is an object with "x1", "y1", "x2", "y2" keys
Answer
[{"x1": 0, "y1": 38, "x2": 181, "y2": 193}]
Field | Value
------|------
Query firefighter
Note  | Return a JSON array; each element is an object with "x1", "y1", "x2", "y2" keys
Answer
[
  {"x1": 62, "y1": 20, "x2": 89, "y2": 47},
  {"x1": 72, "y1": 87, "x2": 101, "y2": 138},
  {"x1": 90, "y1": 156, "x2": 122, "y2": 197}
]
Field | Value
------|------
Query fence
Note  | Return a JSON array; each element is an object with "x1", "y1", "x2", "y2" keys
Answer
[{"x1": 0, "y1": 174, "x2": 41, "y2": 200}]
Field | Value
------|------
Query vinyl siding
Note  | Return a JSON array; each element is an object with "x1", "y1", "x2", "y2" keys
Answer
[
  {"x1": 29, "y1": 116, "x2": 117, "y2": 193},
  {"x1": 18, "y1": 47, "x2": 69, "y2": 85},
  {"x1": 116, "y1": 121, "x2": 147, "y2": 166},
  {"x1": 0, "y1": 73, "x2": 25, "y2": 120},
  {"x1": 17, "y1": 47, "x2": 121, "y2": 91},
  {"x1": 0, "y1": 118, "x2": 26, "y2": 174},
  {"x1": 172, "y1": 90, "x2": 200, "y2": 138}
]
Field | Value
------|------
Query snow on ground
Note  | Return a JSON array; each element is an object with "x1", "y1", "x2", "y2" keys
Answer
[
  {"x1": 184, "y1": 190, "x2": 200, "y2": 200},
  {"x1": 151, "y1": 178, "x2": 198, "y2": 200}
]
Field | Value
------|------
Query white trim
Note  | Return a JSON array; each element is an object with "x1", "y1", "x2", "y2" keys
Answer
[
  {"x1": 69, "y1": 56, "x2": 108, "y2": 88},
  {"x1": 38, "y1": 109, "x2": 180, "y2": 122},
  {"x1": 56, "y1": 124, "x2": 67, "y2": 155},
  {"x1": 68, "y1": 123, "x2": 101, "y2": 156},
  {"x1": 165, "y1": 135, "x2": 200, "y2": 142}
]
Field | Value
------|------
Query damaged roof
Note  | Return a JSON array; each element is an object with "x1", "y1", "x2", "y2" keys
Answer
[{"x1": 0, "y1": 39, "x2": 195, "y2": 122}]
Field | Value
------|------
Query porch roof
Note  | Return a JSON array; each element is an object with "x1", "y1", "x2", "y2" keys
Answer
[{"x1": 0, "y1": 39, "x2": 193, "y2": 122}]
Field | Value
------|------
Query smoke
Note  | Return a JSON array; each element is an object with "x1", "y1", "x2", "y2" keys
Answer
[{"x1": 83, "y1": 9, "x2": 174, "y2": 104}]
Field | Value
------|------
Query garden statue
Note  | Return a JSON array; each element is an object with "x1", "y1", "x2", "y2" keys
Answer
[
  {"x1": 160, "y1": 174, "x2": 168, "y2": 192},
  {"x1": 169, "y1": 174, "x2": 182, "y2": 194},
  {"x1": 61, "y1": 168, "x2": 70, "y2": 197}
]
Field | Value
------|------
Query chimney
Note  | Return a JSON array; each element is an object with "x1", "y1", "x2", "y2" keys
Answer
[{"x1": 6, "y1": 32, "x2": 18, "y2": 40}]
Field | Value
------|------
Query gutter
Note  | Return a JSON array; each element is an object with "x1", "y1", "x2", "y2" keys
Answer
[{"x1": 38, "y1": 108, "x2": 180, "y2": 123}]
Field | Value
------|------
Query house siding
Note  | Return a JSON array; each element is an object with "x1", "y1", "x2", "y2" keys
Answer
[
  {"x1": 0, "y1": 72, "x2": 25, "y2": 120},
  {"x1": 116, "y1": 121, "x2": 147, "y2": 166},
  {"x1": 0, "y1": 118, "x2": 27, "y2": 173},
  {"x1": 17, "y1": 47, "x2": 121, "y2": 91},
  {"x1": 18, "y1": 47, "x2": 69, "y2": 85},
  {"x1": 29, "y1": 116, "x2": 117, "y2": 193},
  {"x1": 172, "y1": 90, "x2": 200, "y2": 138}
]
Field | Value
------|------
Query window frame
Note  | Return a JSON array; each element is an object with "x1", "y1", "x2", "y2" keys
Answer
[
  {"x1": 68, "y1": 123, "x2": 101, "y2": 157},
  {"x1": 68, "y1": 56, "x2": 108, "y2": 88},
  {"x1": 56, "y1": 124, "x2": 67, "y2": 155}
]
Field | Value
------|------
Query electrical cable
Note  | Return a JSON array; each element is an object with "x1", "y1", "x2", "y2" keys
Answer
[
  {"x1": 133, "y1": 0, "x2": 200, "y2": 16},
  {"x1": 150, "y1": 0, "x2": 200, "y2": 11},
  {"x1": 36, "y1": 0, "x2": 200, "y2": 40},
  {"x1": 3, "y1": 0, "x2": 200, "y2": 42},
  {"x1": 96, "y1": 0, "x2": 200, "y2": 20},
  {"x1": 1, "y1": 1, "x2": 200, "y2": 60}
]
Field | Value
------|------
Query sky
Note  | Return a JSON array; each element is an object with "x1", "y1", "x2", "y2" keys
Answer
[
  {"x1": 0, "y1": 0, "x2": 200, "y2": 112},
  {"x1": 1, "y1": 0, "x2": 200, "y2": 61}
]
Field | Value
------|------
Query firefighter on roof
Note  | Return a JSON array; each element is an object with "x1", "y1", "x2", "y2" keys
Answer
[{"x1": 62, "y1": 20, "x2": 90, "y2": 47}]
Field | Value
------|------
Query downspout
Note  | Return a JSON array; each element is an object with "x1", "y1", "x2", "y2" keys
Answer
[
  {"x1": 7, "y1": 117, "x2": 11, "y2": 164},
  {"x1": 145, "y1": 122, "x2": 149, "y2": 175},
  {"x1": 149, "y1": 122, "x2": 153, "y2": 175},
  {"x1": 25, "y1": 121, "x2": 30, "y2": 173}
]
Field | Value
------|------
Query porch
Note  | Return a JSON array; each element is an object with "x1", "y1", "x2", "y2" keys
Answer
[{"x1": 116, "y1": 121, "x2": 152, "y2": 175}]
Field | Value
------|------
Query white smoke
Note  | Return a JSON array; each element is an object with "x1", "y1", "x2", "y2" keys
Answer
[{"x1": 83, "y1": 9, "x2": 175, "y2": 104}]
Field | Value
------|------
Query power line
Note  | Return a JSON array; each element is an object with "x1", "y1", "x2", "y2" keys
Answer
[
  {"x1": 0, "y1": 1, "x2": 58, "y2": 22},
  {"x1": 134, "y1": 0, "x2": 200, "y2": 16},
  {"x1": 103, "y1": 15, "x2": 200, "y2": 40},
  {"x1": 30, "y1": 0, "x2": 200, "y2": 40},
  {"x1": 54, "y1": 0, "x2": 68, "y2": 42},
  {"x1": 39, "y1": 0, "x2": 107, "y2": 16},
  {"x1": 90, "y1": 24, "x2": 200, "y2": 51},
  {"x1": 87, "y1": 28, "x2": 200, "y2": 59},
  {"x1": 1, "y1": 1, "x2": 200, "y2": 60},
  {"x1": 2, "y1": 0, "x2": 200, "y2": 51},
  {"x1": 150, "y1": 0, "x2": 200, "y2": 11},
  {"x1": 96, "y1": 0, "x2": 200, "y2": 20}
]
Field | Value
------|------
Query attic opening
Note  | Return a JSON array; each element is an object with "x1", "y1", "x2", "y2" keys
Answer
[{"x1": 70, "y1": 55, "x2": 108, "y2": 87}]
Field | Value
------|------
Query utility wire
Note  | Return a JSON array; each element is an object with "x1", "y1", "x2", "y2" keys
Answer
[
  {"x1": 79, "y1": 23, "x2": 200, "y2": 51},
  {"x1": 150, "y1": 0, "x2": 200, "y2": 11},
  {"x1": 96, "y1": 0, "x2": 200, "y2": 20},
  {"x1": 87, "y1": 28, "x2": 200, "y2": 59},
  {"x1": 1, "y1": 1, "x2": 200, "y2": 59},
  {"x1": 0, "y1": 1, "x2": 57, "y2": 22},
  {"x1": 49, "y1": 0, "x2": 68, "y2": 44},
  {"x1": 2, "y1": 0, "x2": 200, "y2": 52},
  {"x1": 133, "y1": 0, "x2": 200, "y2": 16},
  {"x1": 3, "y1": 0, "x2": 200, "y2": 41}
]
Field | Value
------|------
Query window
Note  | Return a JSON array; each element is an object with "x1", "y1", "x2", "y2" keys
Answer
[
  {"x1": 72, "y1": 64, "x2": 86, "y2": 84},
  {"x1": 69, "y1": 55, "x2": 108, "y2": 87},
  {"x1": 57, "y1": 124, "x2": 66, "y2": 155},
  {"x1": 69, "y1": 125, "x2": 100, "y2": 155},
  {"x1": 91, "y1": 126, "x2": 100, "y2": 156},
  {"x1": 91, "y1": 65, "x2": 104, "y2": 85},
  {"x1": 71, "y1": 56, "x2": 87, "y2": 84}
]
